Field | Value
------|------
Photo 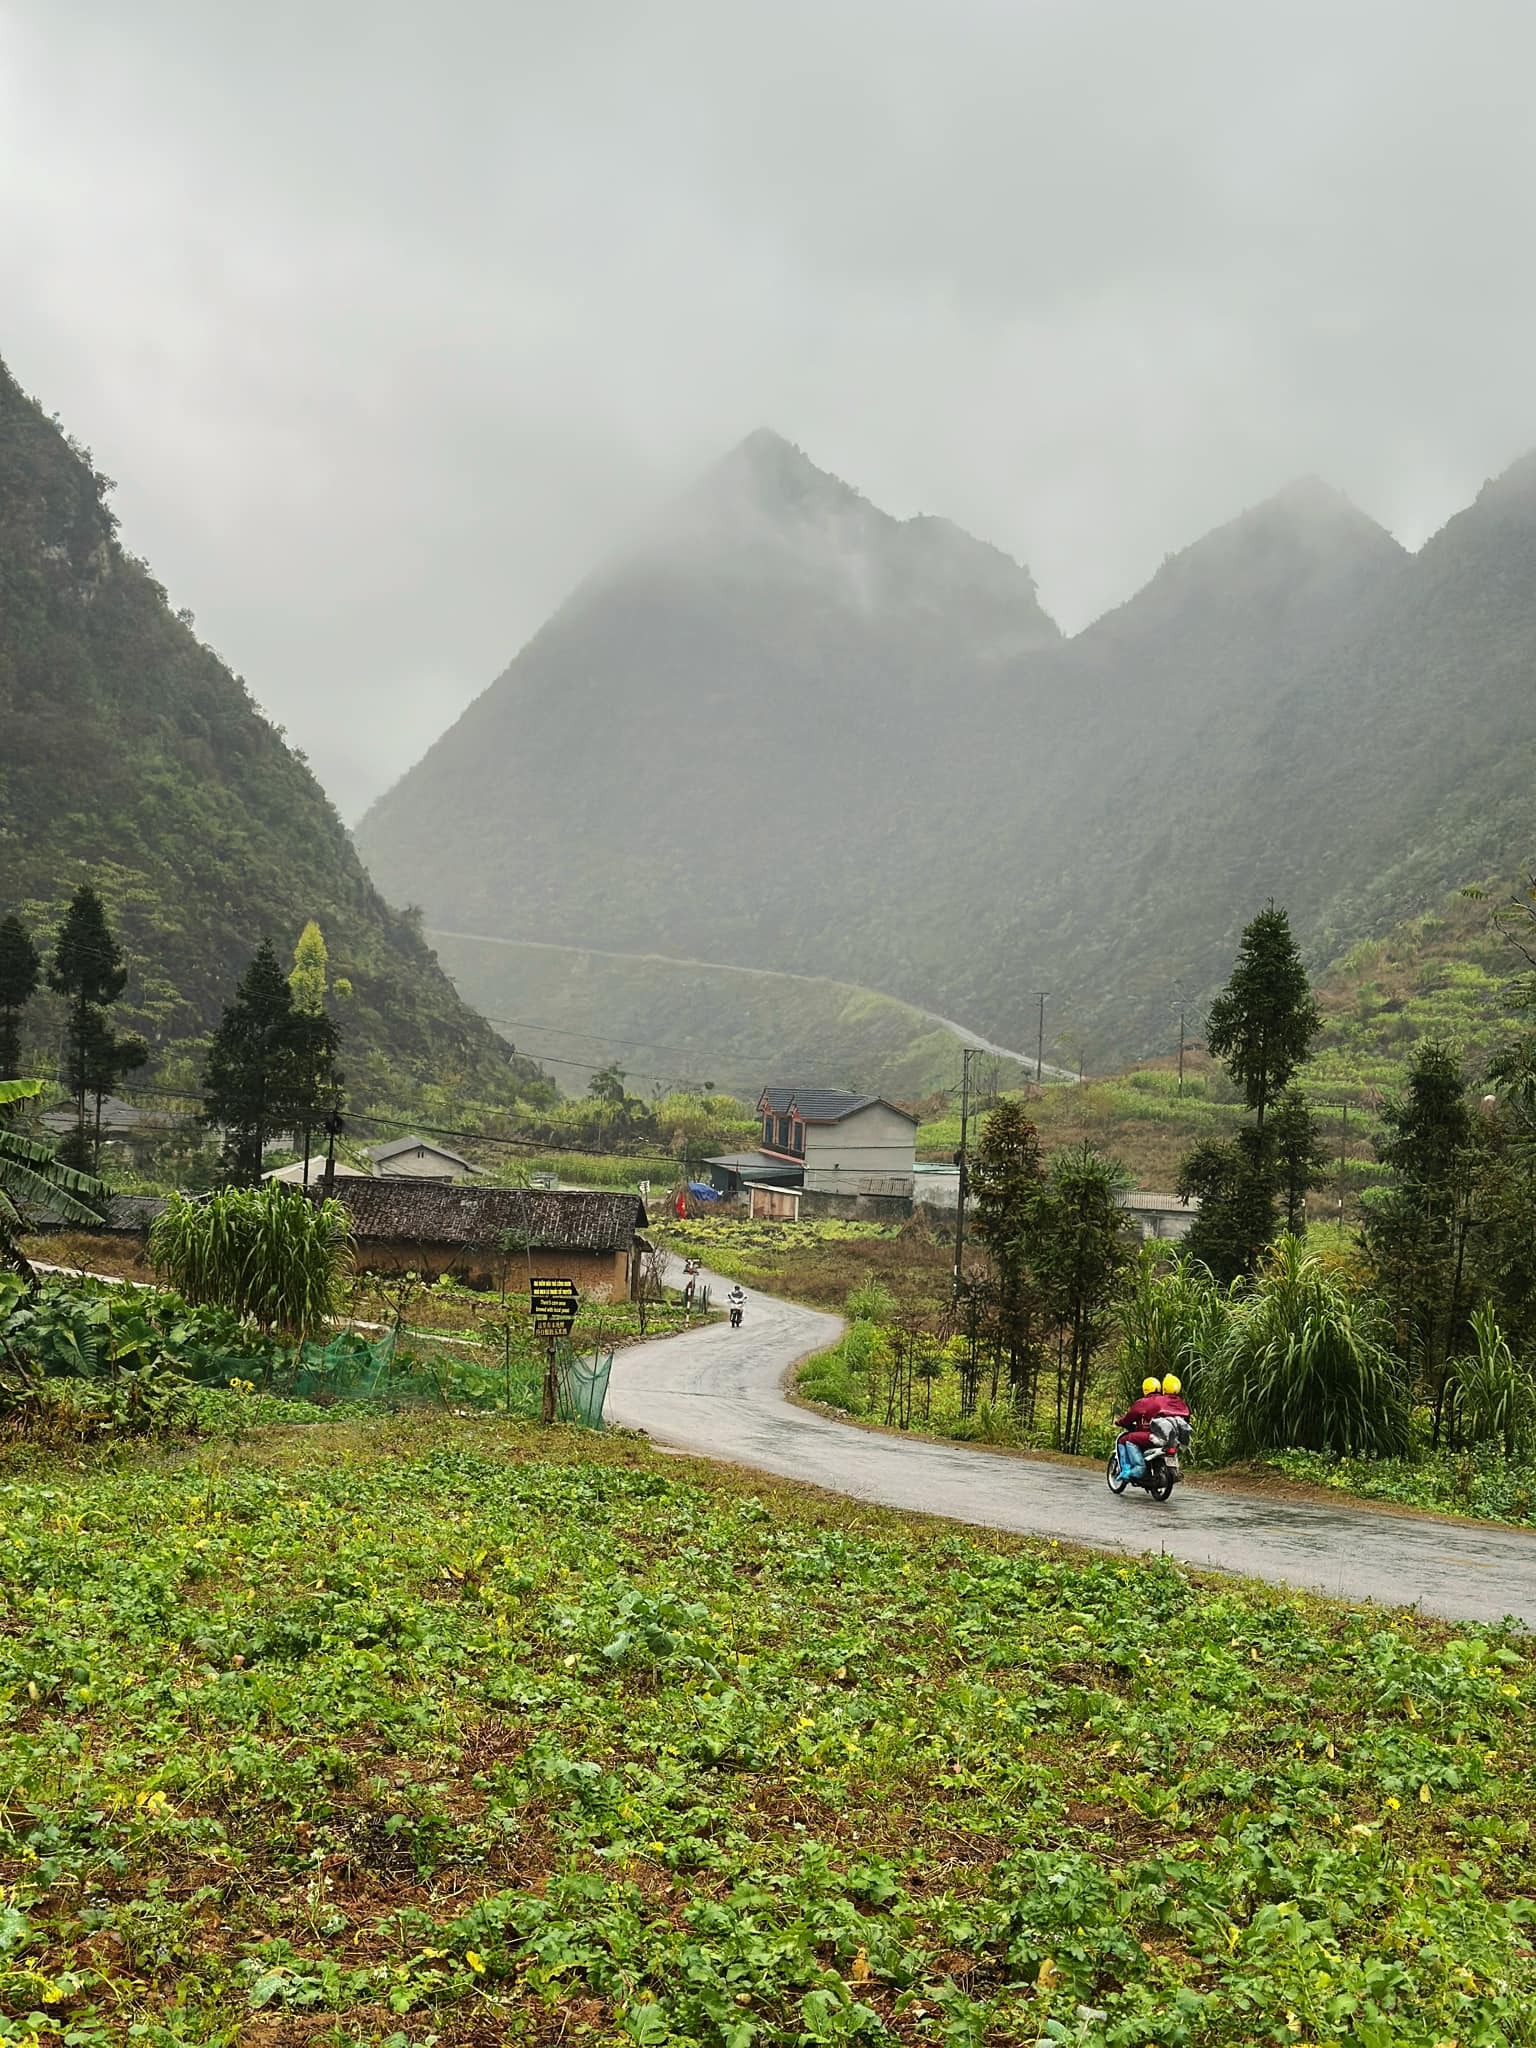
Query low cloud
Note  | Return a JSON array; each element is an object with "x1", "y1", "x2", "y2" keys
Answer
[{"x1": 3, "y1": 0, "x2": 1533, "y2": 814}]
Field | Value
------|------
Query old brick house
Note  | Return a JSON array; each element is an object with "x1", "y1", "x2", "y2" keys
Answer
[{"x1": 312, "y1": 1179, "x2": 648, "y2": 1295}]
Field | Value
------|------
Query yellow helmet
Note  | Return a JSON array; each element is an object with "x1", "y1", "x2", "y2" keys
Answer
[
  {"x1": 1162, "y1": 1374, "x2": 1182, "y2": 1396},
  {"x1": 1141, "y1": 1377, "x2": 1160, "y2": 1396}
]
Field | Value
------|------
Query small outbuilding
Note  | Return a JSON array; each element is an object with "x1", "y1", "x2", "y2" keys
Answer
[
  {"x1": 367, "y1": 1135, "x2": 474, "y2": 1180},
  {"x1": 263, "y1": 1155, "x2": 367, "y2": 1185},
  {"x1": 1116, "y1": 1190, "x2": 1199, "y2": 1242},
  {"x1": 312, "y1": 1177, "x2": 649, "y2": 1295}
]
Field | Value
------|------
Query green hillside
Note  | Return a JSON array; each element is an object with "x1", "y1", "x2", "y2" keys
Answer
[
  {"x1": 925, "y1": 875, "x2": 1531, "y2": 1194},
  {"x1": 358, "y1": 436, "x2": 1536, "y2": 1070},
  {"x1": 430, "y1": 929, "x2": 1030, "y2": 1102},
  {"x1": 0, "y1": 357, "x2": 540, "y2": 1109}
]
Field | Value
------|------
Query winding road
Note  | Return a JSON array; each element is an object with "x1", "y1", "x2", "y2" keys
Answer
[
  {"x1": 427, "y1": 927, "x2": 1081, "y2": 1082},
  {"x1": 608, "y1": 1265, "x2": 1536, "y2": 1628}
]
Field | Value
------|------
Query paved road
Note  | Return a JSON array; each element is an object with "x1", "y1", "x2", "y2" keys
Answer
[{"x1": 608, "y1": 1268, "x2": 1536, "y2": 1628}]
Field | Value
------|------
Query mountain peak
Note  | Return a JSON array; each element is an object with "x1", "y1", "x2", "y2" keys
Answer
[
  {"x1": 630, "y1": 432, "x2": 1060, "y2": 646},
  {"x1": 696, "y1": 428, "x2": 870, "y2": 523},
  {"x1": 1083, "y1": 474, "x2": 1405, "y2": 646}
]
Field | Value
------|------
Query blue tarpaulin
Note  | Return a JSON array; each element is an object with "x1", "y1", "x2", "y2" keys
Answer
[{"x1": 687, "y1": 1181, "x2": 723, "y2": 1200}]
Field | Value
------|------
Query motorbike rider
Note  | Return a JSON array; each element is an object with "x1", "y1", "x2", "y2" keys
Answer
[
  {"x1": 1114, "y1": 1377, "x2": 1164, "y2": 1479},
  {"x1": 726, "y1": 1284, "x2": 746, "y2": 1328}
]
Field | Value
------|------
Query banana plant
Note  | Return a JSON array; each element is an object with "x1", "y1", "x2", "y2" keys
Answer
[{"x1": 0, "y1": 1077, "x2": 110, "y2": 1285}]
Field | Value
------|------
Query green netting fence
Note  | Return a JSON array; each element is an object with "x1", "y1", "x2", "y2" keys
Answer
[{"x1": 181, "y1": 1327, "x2": 614, "y2": 1428}]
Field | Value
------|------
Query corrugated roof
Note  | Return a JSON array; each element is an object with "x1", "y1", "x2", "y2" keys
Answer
[
  {"x1": 311, "y1": 1177, "x2": 647, "y2": 1252},
  {"x1": 705, "y1": 1151, "x2": 805, "y2": 1182},
  {"x1": 263, "y1": 1156, "x2": 368, "y2": 1183},
  {"x1": 29, "y1": 1193, "x2": 164, "y2": 1233}
]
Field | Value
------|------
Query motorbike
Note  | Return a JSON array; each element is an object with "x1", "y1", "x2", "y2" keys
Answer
[
  {"x1": 1106, "y1": 1413, "x2": 1191, "y2": 1502},
  {"x1": 728, "y1": 1297, "x2": 745, "y2": 1329}
]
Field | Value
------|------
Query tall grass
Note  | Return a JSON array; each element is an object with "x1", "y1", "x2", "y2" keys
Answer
[
  {"x1": 148, "y1": 1185, "x2": 352, "y2": 1341},
  {"x1": 1211, "y1": 1235, "x2": 1409, "y2": 1458},
  {"x1": 1116, "y1": 1246, "x2": 1232, "y2": 1411},
  {"x1": 1447, "y1": 1304, "x2": 1536, "y2": 1458}
]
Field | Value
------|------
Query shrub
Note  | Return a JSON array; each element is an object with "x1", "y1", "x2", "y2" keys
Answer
[
  {"x1": 1116, "y1": 1245, "x2": 1231, "y2": 1410},
  {"x1": 1447, "y1": 1304, "x2": 1536, "y2": 1458},
  {"x1": 148, "y1": 1184, "x2": 352, "y2": 1340},
  {"x1": 1210, "y1": 1235, "x2": 1409, "y2": 1458},
  {"x1": 845, "y1": 1281, "x2": 897, "y2": 1324}
]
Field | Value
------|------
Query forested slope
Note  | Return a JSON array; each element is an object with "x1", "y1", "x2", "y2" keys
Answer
[{"x1": 0, "y1": 357, "x2": 539, "y2": 1106}]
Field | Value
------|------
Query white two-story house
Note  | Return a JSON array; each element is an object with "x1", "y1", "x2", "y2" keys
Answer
[{"x1": 705, "y1": 1086, "x2": 919, "y2": 1214}]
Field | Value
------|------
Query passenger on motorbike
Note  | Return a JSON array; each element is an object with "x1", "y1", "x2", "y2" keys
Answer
[{"x1": 1158, "y1": 1373, "x2": 1191, "y2": 1420}]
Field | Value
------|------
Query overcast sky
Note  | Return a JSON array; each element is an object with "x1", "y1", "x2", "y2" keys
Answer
[{"x1": 4, "y1": 0, "x2": 1534, "y2": 817}]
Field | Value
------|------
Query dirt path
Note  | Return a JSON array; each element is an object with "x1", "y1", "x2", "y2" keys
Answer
[{"x1": 607, "y1": 1262, "x2": 1536, "y2": 1628}]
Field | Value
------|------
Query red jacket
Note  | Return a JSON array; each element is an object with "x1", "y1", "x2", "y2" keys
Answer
[{"x1": 1117, "y1": 1392, "x2": 1190, "y2": 1429}]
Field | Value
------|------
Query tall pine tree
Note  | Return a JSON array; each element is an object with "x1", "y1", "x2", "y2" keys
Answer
[
  {"x1": 1180, "y1": 902, "x2": 1321, "y2": 1279},
  {"x1": 46, "y1": 885, "x2": 139, "y2": 1167},
  {"x1": 1271, "y1": 1087, "x2": 1329, "y2": 1234},
  {"x1": 205, "y1": 941, "x2": 338, "y2": 1185},
  {"x1": 0, "y1": 915, "x2": 41, "y2": 1080},
  {"x1": 968, "y1": 1101, "x2": 1048, "y2": 1413},
  {"x1": 1205, "y1": 902, "x2": 1320, "y2": 1130},
  {"x1": 289, "y1": 921, "x2": 328, "y2": 1014},
  {"x1": 1365, "y1": 1039, "x2": 1478, "y2": 1438}
]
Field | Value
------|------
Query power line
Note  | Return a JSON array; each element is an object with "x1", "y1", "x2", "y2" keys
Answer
[{"x1": 89, "y1": 1081, "x2": 679, "y2": 1164}]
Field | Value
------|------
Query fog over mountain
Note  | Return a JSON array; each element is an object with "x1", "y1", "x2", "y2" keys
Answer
[
  {"x1": 357, "y1": 429, "x2": 1536, "y2": 1063},
  {"x1": 5, "y1": 1, "x2": 1536, "y2": 813}
]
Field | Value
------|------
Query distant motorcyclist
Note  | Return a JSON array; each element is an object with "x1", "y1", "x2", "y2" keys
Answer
[{"x1": 726, "y1": 1285, "x2": 746, "y2": 1329}]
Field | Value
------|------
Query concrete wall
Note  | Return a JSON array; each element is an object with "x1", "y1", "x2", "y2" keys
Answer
[
  {"x1": 802, "y1": 1103, "x2": 916, "y2": 1191},
  {"x1": 800, "y1": 1188, "x2": 913, "y2": 1222},
  {"x1": 1121, "y1": 1205, "x2": 1197, "y2": 1242}
]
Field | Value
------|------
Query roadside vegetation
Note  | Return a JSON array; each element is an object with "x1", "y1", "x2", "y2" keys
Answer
[
  {"x1": 2, "y1": 1411, "x2": 1533, "y2": 2046},
  {"x1": 793, "y1": 894, "x2": 1536, "y2": 1533}
]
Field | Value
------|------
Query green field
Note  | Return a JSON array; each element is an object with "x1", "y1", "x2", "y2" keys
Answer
[{"x1": 1, "y1": 1414, "x2": 1532, "y2": 2046}]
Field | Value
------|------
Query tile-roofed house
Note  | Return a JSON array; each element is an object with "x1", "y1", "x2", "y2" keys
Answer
[
  {"x1": 757, "y1": 1087, "x2": 879, "y2": 1123},
  {"x1": 41, "y1": 1094, "x2": 150, "y2": 1137},
  {"x1": 311, "y1": 1178, "x2": 648, "y2": 1295}
]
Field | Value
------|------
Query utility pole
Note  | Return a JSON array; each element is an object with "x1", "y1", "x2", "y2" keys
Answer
[
  {"x1": 952, "y1": 1046, "x2": 972, "y2": 1304},
  {"x1": 1336, "y1": 1099, "x2": 1349, "y2": 1219},
  {"x1": 1175, "y1": 983, "x2": 1186, "y2": 1095},
  {"x1": 1036, "y1": 991, "x2": 1048, "y2": 1087},
  {"x1": 321, "y1": 1100, "x2": 343, "y2": 1198}
]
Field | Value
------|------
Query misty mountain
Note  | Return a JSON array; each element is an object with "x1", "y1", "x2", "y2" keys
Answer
[
  {"x1": 357, "y1": 431, "x2": 1061, "y2": 971},
  {"x1": 0, "y1": 356, "x2": 540, "y2": 1106},
  {"x1": 356, "y1": 432, "x2": 1536, "y2": 1064}
]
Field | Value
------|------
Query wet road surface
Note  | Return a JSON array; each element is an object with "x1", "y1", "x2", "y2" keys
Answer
[{"x1": 608, "y1": 1267, "x2": 1536, "y2": 1628}]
